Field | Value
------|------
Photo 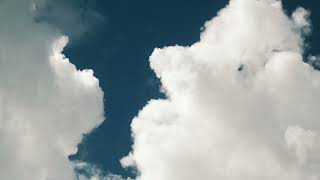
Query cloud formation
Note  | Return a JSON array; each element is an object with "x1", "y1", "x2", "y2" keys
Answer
[
  {"x1": 0, "y1": 0, "x2": 104, "y2": 179},
  {"x1": 123, "y1": 0, "x2": 320, "y2": 179}
]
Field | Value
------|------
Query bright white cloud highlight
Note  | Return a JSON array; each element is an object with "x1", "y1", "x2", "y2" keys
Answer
[
  {"x1": 123, "y1": 0, "x2": 320, "y2": 180},
  {"x1": 0, "y1": 0, "x2": 104, "y2": 179}
]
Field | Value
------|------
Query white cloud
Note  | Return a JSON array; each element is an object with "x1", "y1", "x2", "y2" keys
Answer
[
  {"x1": 0, "y1": 0, "x2": 104, "y2": 179},
  {"x1": 123, "y1": 0, "x2": 320, "y2": 180},
  {"x1": 292, "y1": 7, "x2": 311, "y2": 35},
  {"x1": 74, "y1": 161, "x2": 130, "y2": 180}
]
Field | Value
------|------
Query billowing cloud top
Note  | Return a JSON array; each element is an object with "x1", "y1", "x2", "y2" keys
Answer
[
  {"x1": 122, "y1": 0, "x2": 320, "y2": 180},
  {"x1": 0, "y1": 0, "x2": 104, "y2": 179}
]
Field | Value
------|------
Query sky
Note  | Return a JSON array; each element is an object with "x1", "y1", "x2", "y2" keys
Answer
[
  {"x1": 2, "y1": 0, "x2": 320, "y2": 180},
  {"x1": 64, "y1": 0, "x2": 228, "y2": 177},
  {"x1": 64, "y1": 0, "x2": 320, "y2": 178}
]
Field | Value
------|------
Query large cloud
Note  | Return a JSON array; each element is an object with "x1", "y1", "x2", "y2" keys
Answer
[
  {"x1": 0, "y1": 0, "x2": 104, "y2": 179},
  {"x1": 122, "y1": 0, "x2": 320, "y2": 179}
]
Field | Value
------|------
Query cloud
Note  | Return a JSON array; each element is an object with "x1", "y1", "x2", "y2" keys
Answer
[
  {"x1": 74, "y1": 161, "x2": 131, "y2": 180},
  {"x1": 0, "y1": 0, "x2": 104, "y2": 179},
  {"x1": 291, "y1": 7, "x2": 311, "y2": 35},
  {"x1": 122, "y1": 0, "x2": 320, "y2": 179}
]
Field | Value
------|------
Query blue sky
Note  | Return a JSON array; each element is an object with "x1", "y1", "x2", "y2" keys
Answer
[
  {"x1": 48, "y1": 0, "x2": 320, "y2": 178},
  {"x1": 56, "y1": 0, "x2": 320, "y2": 178},
  {"x1": 2, "y1": 0, "x2": 320, "y2": 179},
  {"x1": 64, "y1": 0, "x2": 229, "y2": 177}
]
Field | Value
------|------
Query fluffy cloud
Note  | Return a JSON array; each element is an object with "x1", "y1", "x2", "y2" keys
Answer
[
  {"x1": 122, "y1": 0, "x2": 320, "y2": 179},
  {"x1": 0, "y1": 0, "x2": 104, "y2": 179}
]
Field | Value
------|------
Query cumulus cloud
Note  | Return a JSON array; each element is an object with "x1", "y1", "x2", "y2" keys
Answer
[
  {"x1": 123, "y1": 0, "x2": 320, "y2": 179},
  {"x1": 0, "y1": 0, "x2": 104, "y2": 179}
]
